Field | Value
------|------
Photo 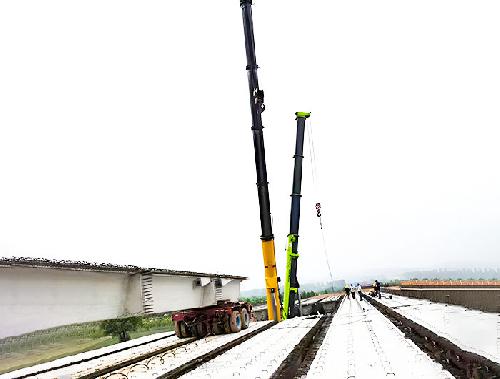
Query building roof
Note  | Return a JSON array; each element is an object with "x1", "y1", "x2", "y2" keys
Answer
[{"x1": 0, "y1": 256, "x2": 247, "y2": 280}]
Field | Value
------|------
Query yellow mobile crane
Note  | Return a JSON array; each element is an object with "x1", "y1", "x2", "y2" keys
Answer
[{"x1": 239, "y1": 0, "x2": 281, "y2": 321}]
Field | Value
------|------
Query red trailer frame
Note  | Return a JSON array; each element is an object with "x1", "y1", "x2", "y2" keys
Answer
[{"x1": 172, "y1": 301, "x2": 252, "y2": 338}]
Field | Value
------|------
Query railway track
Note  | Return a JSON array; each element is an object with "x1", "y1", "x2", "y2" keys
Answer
[
  {"x1": 364, "y1": 294, "x2": 500, "y2": 379},
  {"x1": 179, "y1": 316, "x2": 322, "y2": 379},
  {"x1": 95, "y1": 321, "x2": 275, "y2": 379},
  {"x1": 3, "y1": 333, "x2": 193, "y2": 379},
  {"x1": 305, "y1": 296, "x2": 455, "y2": 378},
  {"x1": 102, "y1": 299, "x2": 341, "y2": 379},
  {"x1": 5, "y1": 295, "x2": 499, "y2": 379},
  {"x1": 3, "y1": 303, "x2": 329, "y2": 379}
]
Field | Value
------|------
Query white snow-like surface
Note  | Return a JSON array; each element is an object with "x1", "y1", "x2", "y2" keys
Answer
[
  {"x1": 252, "y1": 304, "x2": 267, "y2": 312},
  {"x1": 321, "y1": 295, "x2": 341, "y2": 303},
  {"x1": 306, "y1": 297, "x2": 455, "y2": 379},
  {"x1": 102, "y1": 321, "x2": 272, "y2": 379},
  {"x1": 377, "y1": 294, "x2": 500, "y2": 364},
  {"x1": 301, "y1": 298, "x2": 320, "y2": 305},
  {"x1": 0, "y1": 332, "x2": 175, "y2": 379},
  {"x1": 179, "y1": 316, "x2": 320, "y2": 378}
]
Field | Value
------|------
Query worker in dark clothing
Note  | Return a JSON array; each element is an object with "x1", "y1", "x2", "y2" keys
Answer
[
  {"x1": 344, "y1": 283, "x2": 351, "y2": 298},
  {"x1": 374, "y1": 280, "x2": 381, "y2": 299}
]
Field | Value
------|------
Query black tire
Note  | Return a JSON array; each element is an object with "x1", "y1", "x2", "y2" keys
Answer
[
  {"x1": 211, "y1": 320, "x2": 218, "y2": 335},
  {"x1": 212, "y1": 320, "x2": 224, "y2": 335},
  {"x1": 240, "y1": 308, "x2": 250, "y2": 330},
  {"x1": 223, "y1": 315, "x2": 231, "y2": 334},
  {"x1": 230, "y1": 310, "x2": 242, "y2": 333},
  {"x1": 180, "y1": 321, "x2": 191, "y2": 338},
  {"x1": 195, "y1": 322, "x2": 207, "y2": 338},
  {"x1": 174, "y1": 321, "x2": 182, "y2": 338}
]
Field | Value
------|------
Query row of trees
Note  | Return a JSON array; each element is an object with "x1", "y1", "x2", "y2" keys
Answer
[
  {"x1": 240, "y1": 288, "x2": 334, "y2": 306},
  {"x1": 409, "y1": 277, "x2": 498, "y2": 281},
  {"x1": 404, "y1": 268, "x2": 500, "y2": 280}
]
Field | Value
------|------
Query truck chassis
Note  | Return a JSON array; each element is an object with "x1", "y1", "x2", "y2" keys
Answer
[{"x1": 172, "y1": 301, "x2": 252, "y2": 338}]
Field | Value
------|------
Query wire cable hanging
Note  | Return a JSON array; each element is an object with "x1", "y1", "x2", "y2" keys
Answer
[{"x1": 306, "y1": 121, "x2": 336, "y2": 293}]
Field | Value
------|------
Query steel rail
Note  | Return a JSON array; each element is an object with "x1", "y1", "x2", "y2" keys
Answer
[
  {"x1": 156, "y1": 321, "x2": 277, "y2": 379},
  {"x1": 79, "y1": 337, "x2": 196, "y2": 379},
  {"x1": 270, "y1": 316, "x2": 326, "y2": 379},
  {"x1": 363, "y1": 294, "x2": 500, "y2": 378},
  {"x1": 272, "y1": 297, "x2": 342, "y2": 378},
  {"x1": 8, "y1": 333, "x2": 177, "y2": 379}
]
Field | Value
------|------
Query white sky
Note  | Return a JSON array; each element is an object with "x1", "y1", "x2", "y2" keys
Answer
[{"x1": 1, "y1": 1, "x2": 499, "y2": 290}]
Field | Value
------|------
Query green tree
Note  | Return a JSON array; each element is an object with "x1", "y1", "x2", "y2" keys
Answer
[
  {"x1": 300, "y1": 290, "x2": 318, "y2": 299},
  {"x1": 239, "y1": 296, "x2": 267, "y2": 305},
  {"x1": 101, "y1": 316, "x2": 143, "y2": 342}
]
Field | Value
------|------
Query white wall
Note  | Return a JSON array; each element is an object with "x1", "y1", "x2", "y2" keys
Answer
[
  {"x1": 124, "y1": 273, "x2": 142, "y2": 314},
  {"x1": 151, "y1": 275, "x2": 242, "y2": 313},
  {"x1": 0, "y1": 267, "x2": 243, "y2": 338},
  {"x1": 151, "y1": 275, "x2": 204, "y2": 313},
  {"x1": 0, "y1": 267, "x2": 129, "y2": 338},
  {"x1": 221, "y1": 279, "x2": 240, "y2": 301}
]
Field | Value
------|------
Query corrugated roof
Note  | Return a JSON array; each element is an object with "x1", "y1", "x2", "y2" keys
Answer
[{"x1": 0, "y1": 256, "x2": 247, "y2": 280}]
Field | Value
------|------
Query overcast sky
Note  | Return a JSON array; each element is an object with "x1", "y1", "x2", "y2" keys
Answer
[{"x1": 1, "y1": 1, "x2": 499, "y2": 290}]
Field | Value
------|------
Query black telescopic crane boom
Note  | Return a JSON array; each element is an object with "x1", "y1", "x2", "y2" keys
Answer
[
  {"x1": 283, "y1": 112, "x2": 310, "y2": 319},
  {"x1": 239, "y1": 0, "x2": 281, "y2": 321}
]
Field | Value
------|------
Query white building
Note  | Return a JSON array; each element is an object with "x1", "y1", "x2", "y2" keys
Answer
[{"x1": 0, "y1": 257, "x2": 245, "y2": 338}]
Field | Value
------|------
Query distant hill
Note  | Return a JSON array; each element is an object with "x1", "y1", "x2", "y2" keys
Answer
[
  {"x1": 402, "y1": 268, "x2": 500, "y2": 280},
  {"x1": 241, "y1": 279, "x2": 345, "y2": 297}
]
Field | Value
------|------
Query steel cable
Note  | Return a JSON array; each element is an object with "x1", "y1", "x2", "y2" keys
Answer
[{"x1": 306, "y1": 121, "x2": 335, "y2": 293}]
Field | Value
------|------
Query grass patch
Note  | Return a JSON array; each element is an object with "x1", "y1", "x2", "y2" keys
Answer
[
  {"x1": 0, "y1": 314, "x2": 174, "y2": 374},
  {"x1": 0, "y1": 336, "x2": 116, "y2": 374}
]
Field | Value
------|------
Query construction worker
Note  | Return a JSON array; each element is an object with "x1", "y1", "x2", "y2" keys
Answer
[
  {"x1": 356, "y1": 283, "x2": 363, "y2": 301},
  {"x1": 374, "y1": 280, "x2": 381, "y2": 299},
  {"x1": 344, "y1": 283, "x2": 351, "y2": 298}
]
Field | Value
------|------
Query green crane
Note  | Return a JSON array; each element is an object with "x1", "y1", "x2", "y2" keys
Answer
[{"x1": 283, "y1": 112, "x2": 310, "y2": 319}]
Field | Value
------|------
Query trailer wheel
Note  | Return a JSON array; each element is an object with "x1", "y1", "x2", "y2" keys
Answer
[
  {"x1": 223, "y1": 315, "x2": 231, "y2": 334},
  {"x1": 240, "y1": 308, "x2": 250, "y2": 329},
  {"x1": 174, "y1": 321, "x2": 182, "y2": 338},
  {"x1": 212, "y1": 320, "x2": 223, "y2": 335},
  {"x1": 230, "y1": 310, "x2": 242, "y2": 333},
  {"x1": 181, "y1": 321, "x2": 191, "y2": 338},
  {"x1": 175, "y1": 321, "x2": 191, "y2": 338},
  {"x1": 195, "y1": 322, "x2": 207, "y2": 338}
]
